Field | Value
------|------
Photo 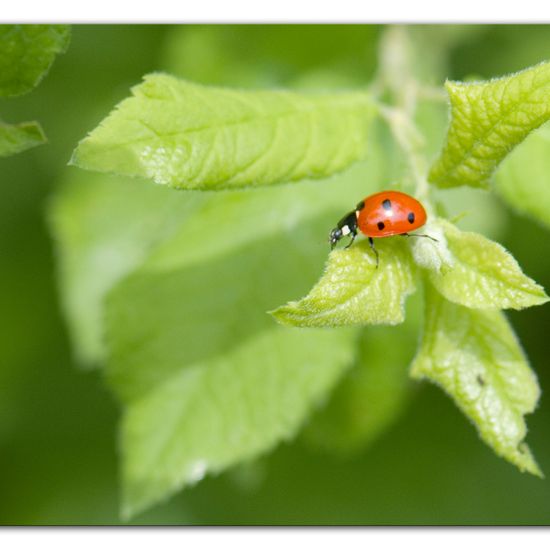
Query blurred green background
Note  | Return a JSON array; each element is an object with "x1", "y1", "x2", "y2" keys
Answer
[{"x1": 1, "y1": 24, "x2": 550, "y2": 525}]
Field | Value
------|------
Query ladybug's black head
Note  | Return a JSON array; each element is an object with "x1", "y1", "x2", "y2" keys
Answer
[
  {"x1": 329, "y1": 210, "x2": 358, "y2": 250},
  {"x1": 329, "y1": 227, "x2": 343, "y2": 249}
]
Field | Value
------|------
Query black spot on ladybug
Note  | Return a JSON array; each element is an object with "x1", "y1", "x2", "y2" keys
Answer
[
  {"x1": 377, "y1": 221, "x2": 385, "y2": 231},
  {"x1": 356, "y1": 200, "x2": 365, "y2": 211},
  {"x1": 382, "y1": 199, "x2": 392, "y2": 211},
  {"x1": 407, "y1": 212, "x2": 415, "y2": 224}
]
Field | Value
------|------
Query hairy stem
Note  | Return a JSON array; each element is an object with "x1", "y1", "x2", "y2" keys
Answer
[{"x1": 375, "y1": 26, "x2": 433, "y2": 207}]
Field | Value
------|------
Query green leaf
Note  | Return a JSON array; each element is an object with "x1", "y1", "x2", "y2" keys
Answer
[
  {"x1": 71, "y1": 73, "x2": 375, "y2": 190},
  {"x1": 52, "y1": 115, "x2": 390, "y2": 369},
  {"x1": 495, "y1": 122, "x2": 550, "y2": 230},
  {"x1": 105, "y1": 176, "x2": 367, "y2": 517},
  {"x1": 0, "y1": 119, "x2": 46, "y2": 156},
  {"x1": 303, "y1": 305, "x2": 419, "y2": 455},
  {"x1": 427, "y1": 219, "x2": 548, "y2": 310},
  {"x1": 411, "y1": 283, "x2": 542, "y2": 476},
  {"x1": 0, "y1": 24, "x2": 70, "y2": 97},
  {"x1": 429, "y1": 61, "x2": 550, "y2": 189},
  {"x1": 271, "y1": 237, "x2": 417, "y2": 328},
  {"x1": 47, "y1": 170, "x2": 204, "y2": 365},
  {"x1": 119, "y1": 326, "x2": 354, "y2": 519},
  {"x1": 103, "y1": 159, "x2": 381, "y2": 518}
]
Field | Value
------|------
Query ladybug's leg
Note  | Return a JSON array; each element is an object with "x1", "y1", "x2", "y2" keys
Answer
[
  {"x1": 368, "y1": 237, "x2": 379, "y2": 269},
  {"x1": 344, "y1": 230, "x2": 357, "y2": 249},
  {"x1": 404, "y1": 233, "x2": 439, "y2": 242}
]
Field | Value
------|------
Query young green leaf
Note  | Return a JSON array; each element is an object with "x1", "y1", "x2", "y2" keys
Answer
[
  {"x1": 0, "y1": 25, "x2": 70, "y2": 97},
  {"x1": 411, "y1": 284, "x2": 541, "y2": 476},
  {"x1": 0, "y1": 119, "x2": 46, "y2": 157},
  {"x1": 271, "y1": 237, "x2": 416, "y2": 328},
  {"x1": 303, "y1": 308, "x2": 419, "y2": 456},
  {"x1": 71, "y1": 73, "x2": 375, "y2": 190},
  {"x1": 427, "y1": 219, "x2": 548, "y2": 310},
  {"x1": 48, "y1": 170, "x2": 204, "y2": 366},
  {"x1": 495, "y1": 122, "x2": 550, "y2": 230},
  {"x1": 429, "y1": 61, "x2": 550, "y2": 189}
]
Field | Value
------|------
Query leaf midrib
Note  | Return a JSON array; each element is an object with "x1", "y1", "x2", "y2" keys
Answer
[{"x1": 90, "y1": 94, "x2": 372, "y2": 150}]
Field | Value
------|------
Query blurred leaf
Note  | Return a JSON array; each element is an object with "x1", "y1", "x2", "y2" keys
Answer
[
  {"x1": 407, "y1": 25, "x2": 487, "y2": 83},
  {"x1": 106, "y1": 165, "x2": 372, "y2": 402},
  {"x1": 48, "y1": 170, "x2": 204, "y2": 365},
  {"x1": 0, "y1": 119, "x2": 45, "y2": 157},
  {"x1": 450, "y1": 25, "x2": 550, "y2": 81},
  {"x1": 163, "y1": 25, "x2": 381, "y2": 89},
  {"x1": 104, "y1": 171, "x2": 372, "y2": 517},
  {"x1": 495, "y1": 122, "x2": 550, "y2": 230},
  {"x1": 119, "y1": 326, "x2": 355, "y2": 519},
  {"x1": 411, "y1": 283, "x2": 542, "y2": 476},
  {"x1": 71, "y1": 73, "x2": 375, "y2": 190},
  {"x1": 428, "y1": 219, "x2": 548, "y2": 310},
  {"x1": 431, "y1": 186, "x2": 508, "y2": 240},
  {"x1": 429, "y1": 61, "x2": 550, "y2": 189},
  {"x1": 0, "y1": 24, "x2": 70, "y2": 97},
  {"x1": 303, "y1": 308, "x2": 419, "y2": 455},
  {"x1": 271, "y1": 237, "x2": 416, "y2": 328}
]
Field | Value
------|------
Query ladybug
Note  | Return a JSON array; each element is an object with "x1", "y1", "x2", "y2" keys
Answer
[{"x1": 329, "y1": 190, "x2": 436, "y2": 267}]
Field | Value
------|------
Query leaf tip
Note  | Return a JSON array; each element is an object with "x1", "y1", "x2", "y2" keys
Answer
[
  {"x1": 443, "y1": 79, "x2": 457, "y2": 94},
  {"x1": 268, "y1": 304, "x2": 304, "y2": 328},
  {"x1": 516, "y1": 442, "x2": 544, "y2": 478},
  {"x1": 67, "y1": 148, "x2": 79, "y2": 167},
  {"x1": 536, "y1": 289, "x2": 550, "y2": 306}
]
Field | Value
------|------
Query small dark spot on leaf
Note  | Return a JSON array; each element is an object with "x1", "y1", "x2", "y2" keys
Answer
[{"x1": 477, "y1": 374, "x2": 485, "y2": 387}]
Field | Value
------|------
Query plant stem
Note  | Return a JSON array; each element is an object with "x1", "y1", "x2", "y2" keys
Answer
[{"x1": 375, "y1": 26, "x2": 433, "y2": 207}]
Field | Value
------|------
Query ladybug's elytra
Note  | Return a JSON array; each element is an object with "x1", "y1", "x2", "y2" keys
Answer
[{"x1": 329, "y1": 190, "x2": 436, "y2": 267}]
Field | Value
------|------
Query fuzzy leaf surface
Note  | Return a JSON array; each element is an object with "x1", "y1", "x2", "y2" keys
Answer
[
  {"x1": 429, "y1": 61, "x2": 550, "y2": 189},
  {"x1": 0, "y1": 24, "x2": 70, "y2": 97},
  {"x1": 271, "y1": 238, "x2": 416, "y2": 327},
  {"x1": 411, "y1": 284, "x2": 541, "y2": 476},
  {"x1": 0, "y1": 119, "x2": 45, "y2": 156},
  {"x1": 428, "y1": 219, "x2": 548, "y2": 310},
  {"x1": 71, "y1": 73, "x2": 374, "y2": 190}
]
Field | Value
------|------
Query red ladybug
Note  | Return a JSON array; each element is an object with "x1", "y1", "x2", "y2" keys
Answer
[{"x1": 329, "y1": 190, "x2": 435, "y2": 267}]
